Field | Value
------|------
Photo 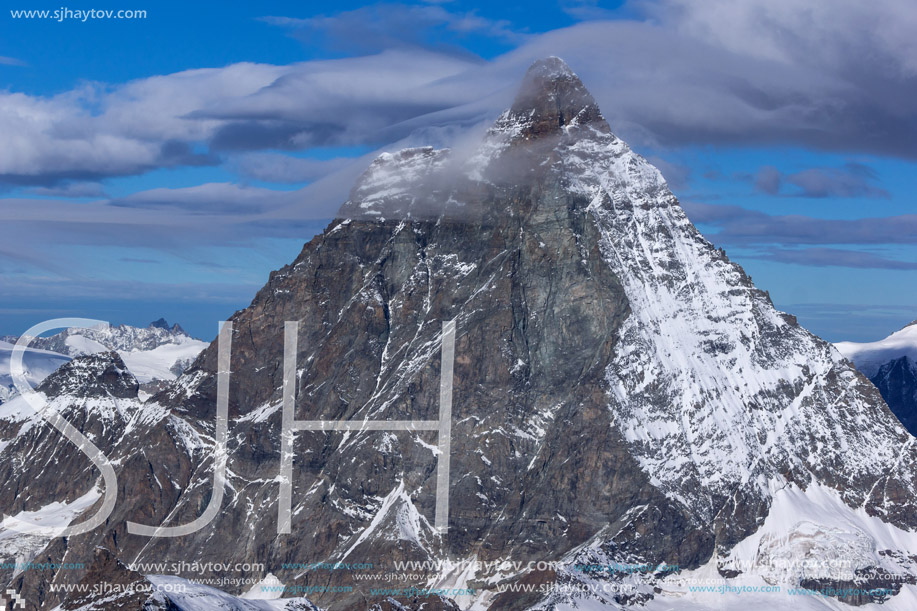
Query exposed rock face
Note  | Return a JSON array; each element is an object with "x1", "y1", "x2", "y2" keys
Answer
[
  {"x1": 126, "y1": 57, "x2": 672, "y2": 610},
  {"x1": 2, "y1": 58, "x2": 917, "y2": 610},
  {"x1": 0, "y1": 353, "x2": 139, "y2": 515},
  {"x1": 835, "y1": 322, "x2": 917, "y2": 435},
  {"x1": 36, "y1": 352, "x2": 139, "y2": 399},
  {"x1": 60, "y1": 548, "x2": 179, "y2": 611},
  {"x1": 369, "y1": 598, "x2": 461, "y2": 611},
  {"x1": 148, "y1": 319, "x2": 187, "y2": 337},
  {"x1": 502, "y1": 56, "x2": 604, "y2": 138},
  {"x1": 871, "y1": 356, "x2": 917, "y2": 435},
  {"x1": 0, "y1": 353, "x2": 144, "y2": 609}
]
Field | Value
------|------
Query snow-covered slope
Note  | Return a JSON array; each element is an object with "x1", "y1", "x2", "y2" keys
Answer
[
  {"x1": 148, "y1": 575, "x2": 320, "y2": 610},
  {"x1": 550, "y1": 481, "x2": 917, "y2": 610},
  {"x1": 117, "y1": 338, "x2": 207, "y2": 384},
  {"x1": 0, "y1": 340, "x2": 70, "y2": 403},
  {"x1": 35, "y1": 320, "x2": 208, "y2": 383},
  {"x1": 0, "y1": 487, "x2": 103, "y2": 580},
  {"x1": 30, "y1": 318, "x2": 196, "y2": 355},
  {"x1": 836, "y1": 322, "x2": 917, "y2": 377}
]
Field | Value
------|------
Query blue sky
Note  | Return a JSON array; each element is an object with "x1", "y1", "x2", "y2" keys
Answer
[{"x1": 1, "y1": 0, "x2": 915, "y2": 342}]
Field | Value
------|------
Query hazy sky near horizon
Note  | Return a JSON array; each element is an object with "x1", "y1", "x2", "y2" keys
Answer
[{"x1": 1, "y1": 0, "x2": 915, "y2": 342}]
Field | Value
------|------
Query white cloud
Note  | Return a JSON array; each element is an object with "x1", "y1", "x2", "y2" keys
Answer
[
  {"x1": 656, "y1": 0, "x2": 917, "y2": 76},
  {"x1": 25, "y1": 182, "x2": 107, "y2": 198},
  {"x1": 0, "y1": 56, "x2": 26, "y2": 66},
  {"x1": 232, "y1": 154, "x2": 356, "y2": 183},
  {"x1": 0, "y1": 50, "x2": 480, "y2": 185},
  {"x1": 6, "y1": 0, "x2": 917, "y2": 190}
]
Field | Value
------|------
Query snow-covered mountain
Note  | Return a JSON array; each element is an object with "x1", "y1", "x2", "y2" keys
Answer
[
  {"x1": 836, "y1": 321, "x2": 917, "y2": 378},
  {"x1": 2, "y1": 58, "x2": 917, "y2": 611},
  {"x1": 0, "y1": 341, "x2": 70, "y2": 404},
  {"x1": 4, "y1": 319, "x2": 207, "y2": 387},
  {"x1": 836, "y1": 321, "x2": 917, "y2": 435},
  {"x1": 7, "y1": 317, "x2": 191, "y2": 355},
  {"x1": 0, "y1": 353, "x2": 143, "y2": 593}
]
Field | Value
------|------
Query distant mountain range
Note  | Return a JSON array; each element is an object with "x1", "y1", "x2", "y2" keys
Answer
[
  {"x1": 836, "y1": 321, "x2": 917, "y2": 435},
  {"x1": 0, "y1": 319, "x2": 207, "y2": 403}
]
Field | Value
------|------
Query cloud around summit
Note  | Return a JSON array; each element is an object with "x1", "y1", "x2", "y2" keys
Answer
[{"x1": 3, "y1": 0, "x2": 917, "y2": 191}]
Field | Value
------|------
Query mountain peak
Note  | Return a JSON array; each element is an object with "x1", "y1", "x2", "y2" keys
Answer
[
  {"x1": 149, "y1": 317, "x2": 187, "y2": 336},
  {"x1": 502, "y1": 56, "x2": 606, "y2": 138},
  {"x1": 37, "y1": 352, "x2": 138, "y2": 399},
  {"x1": 525, "y1": 55, "x2": 577, "y2": 80}
]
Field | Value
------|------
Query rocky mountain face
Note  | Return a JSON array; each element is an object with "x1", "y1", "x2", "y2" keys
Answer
[
  {"x1": 2, "y1": 58, "x2": 917, "y2": 611},
  {"x1": 0, "y1": 352, "x2": 139, "y2": 515},
  {"x1": 59, "y1": 548, "x2": 180, "y2": 611},
  {"x1": 0, "y1": 353, "x2": 143, "y2": 602},
  {"x1": 148, "y1": 319, "x2": 187, "y2": 335},
  {"x1": 871, "y1": 356, "x2": 917, "y2": 435},
  {"x1": 836, "y1": 321, "x2": 917, "y2": 436}
]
